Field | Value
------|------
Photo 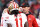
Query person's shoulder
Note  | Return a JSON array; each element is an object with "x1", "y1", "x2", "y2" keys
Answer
[
  {"x1": 3, "y1": 8, "x2": 8, "y2": 13},
  {"x1": 3, "y1": 8, "x2": 8, "y2": 11},
  {"x1": 28, "y1": 14, "x2": 36, "y2": 21},
  {"x1": 20, "y1": 13, "x2": 26, "y2": 16},
  {"x1": 20, "y1": 13, "x2": 25, "y2": 15},
  {"x1": 29, "y1": 14, "x2": 33, "y2": 16},
  {"x1": 29, "y1": 14, "x2": 35, "y2": 18}
]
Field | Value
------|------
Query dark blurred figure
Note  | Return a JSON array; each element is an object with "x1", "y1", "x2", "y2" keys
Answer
[
  {"x1": 3, "y1": 0, "x2": 10, "y2": 10},
  {"x1": 36, "y1": 8, "x2": 40, "y2": 18},
  {"x1": 30, "y1": 1, "x2": 40, "y2": 18},
  {"x1": 0, "y1": 7, "x2": 2, "y2": 23},
  {"x1": 14, "y1": 0, "x2": 18, "y2": 4},
  {"x1": 0, "y1": 0, "x2": 5, "y2": 12},
  {"x1": 33, "y1": 2, "x2": 40, "y2": 18},
  {"x1": 20, "y1": 0, "x2": 28, "y2": 6}
]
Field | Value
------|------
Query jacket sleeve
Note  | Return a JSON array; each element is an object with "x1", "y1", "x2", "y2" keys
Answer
[{"x1": 32, "y1": 16, "x2": 38, "y2": 27}]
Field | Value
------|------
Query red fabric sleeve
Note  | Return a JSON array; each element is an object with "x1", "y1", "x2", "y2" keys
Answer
[{"x1": 32, "y1": 16, "x2": 38, "y2": 27}]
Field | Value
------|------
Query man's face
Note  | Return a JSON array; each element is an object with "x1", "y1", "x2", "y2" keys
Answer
[{"x1": 22, "y1": 7, "x2": 30, "y2": 13}]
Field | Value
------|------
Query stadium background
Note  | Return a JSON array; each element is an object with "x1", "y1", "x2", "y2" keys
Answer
[{"x1": 0, "y1": 0, "x2": 40, "y2": 26}]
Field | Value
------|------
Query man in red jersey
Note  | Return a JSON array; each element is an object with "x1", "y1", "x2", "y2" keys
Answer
[{"x1": 21, "y1": 2, "x2": 38, "y2": 27}]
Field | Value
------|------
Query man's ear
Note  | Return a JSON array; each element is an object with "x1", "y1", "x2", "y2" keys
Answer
[{"x1": 29, "y1": 7, "x2": 30, "y2": 9}]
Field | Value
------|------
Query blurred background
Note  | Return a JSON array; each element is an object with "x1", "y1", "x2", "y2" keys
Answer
[{"x1": 0, "y1": 0, "x2": 40, "y2": 26}]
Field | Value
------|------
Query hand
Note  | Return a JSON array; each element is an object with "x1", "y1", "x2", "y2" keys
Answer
[{"x1": 7, "y1": 23, "x2": 12, "y2": 27}]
